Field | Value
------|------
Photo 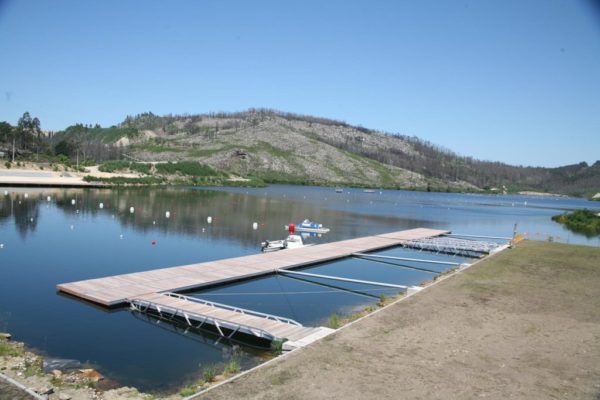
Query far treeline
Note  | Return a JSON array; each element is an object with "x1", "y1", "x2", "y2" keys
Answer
[
  {"x1": 1, "y1": 109, "x2": 599, "y2": 197},
  {"x1": 0, "y1": 112, "x2": 131, "y2": 166}
]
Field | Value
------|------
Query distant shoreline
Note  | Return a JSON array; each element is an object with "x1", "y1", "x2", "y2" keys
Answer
[
  {"x1": 518, "y1": 190, "x2": 567, "y2": 197},
  {"x1": 0, "y1": 163, "x2": 592, "y2": 199}
]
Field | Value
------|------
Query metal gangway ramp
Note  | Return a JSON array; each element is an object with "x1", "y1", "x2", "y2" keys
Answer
[{"x1": 129, "y1": 292, "x2": 333, "y2": 347}]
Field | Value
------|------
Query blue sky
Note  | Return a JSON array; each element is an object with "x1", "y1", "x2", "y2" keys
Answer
[{"x1": 0, "y1": 0, "x2": 599, "y2": 167}]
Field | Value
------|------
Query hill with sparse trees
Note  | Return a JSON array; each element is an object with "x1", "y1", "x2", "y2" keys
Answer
[{"x1": 2, "y1": 109, "x2": 599, "y2": 196}]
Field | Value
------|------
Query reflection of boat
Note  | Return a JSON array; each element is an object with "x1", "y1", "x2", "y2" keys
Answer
[
  {"x1": 290, "y1": 219, "x2": 330, "y2": 234},
  {"x1": 300, "y1": 231, "x2": 322, "y2": 239},
  {"x1": 261, "y1": 234, "x2": 305, "y2": 252}
]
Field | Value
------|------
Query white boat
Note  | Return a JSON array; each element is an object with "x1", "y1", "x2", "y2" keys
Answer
[
  {"x1": 260, "y1": 234, "x2": 305, "y2": 252},
  {"x1": 335, "y1": 187, "x2": 343, "y2": 193},
  {"x1": 287, "y1": 219, "x2": 330, "y2": 234},
  {"x1": 363, "y1": 189, "x2": 376, "y2": 193}
]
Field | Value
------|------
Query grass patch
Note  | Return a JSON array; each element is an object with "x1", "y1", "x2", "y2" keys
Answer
[
  {"x1": 202, "y1": 365, "x2": 217, "y2": 383},
  {"x1": 327, "y1": 313, "x2": 341, "y2": 329},
  {"x1": 0, "y1": 339, "x2": 23, "y2": 357},
  {"x1": 83, "y1": 175, "x2": 165, "y2": 185},
  {"x1": 253, "y1": 170, "x2": 319, "y2": 186},
  {"x1": 179, "y1": 385, "x2": 197, "y2": 397},
  {"x1": 155, "y1": 161, "x2": 227, "y2": 177},
  {"x1": 98, "y1": 160, "x2": 151, "y2": 174},
  {"x1": 131, "y1": 140, "x2": 185, "y2": 153},
  {"x1": 187, "y1": 148, "x2": 220, "y2": 157},
  {"x1": 378, "y1": 294, "x2": 387, "y2": 307},
  {"x1": 252, "y1": 141, "x2": 295, "y2": 159},
  {"x1": 223, "y1": 359, "x2": 240, "y2": 375}
]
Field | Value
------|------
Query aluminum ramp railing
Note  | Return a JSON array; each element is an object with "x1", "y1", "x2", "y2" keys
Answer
[{"x1": 129, "y1": 292, "x2": 307, "y2": 341}]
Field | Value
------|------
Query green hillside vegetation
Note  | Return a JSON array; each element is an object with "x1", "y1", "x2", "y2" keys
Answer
[
  {"x1": 114, "y1": 109, "x2": 600, "y2": 195},
  {"x1": 154, "y1": 161, "x2": 226, "y2": 177},
  {"x1": 89, "y1": 160, "x2": 265, "y2": 187},
  {"x1": 99, "y1": 160, "x2": 151, "y2": 174},
  {"x1": 552, "y1": 209, "x2": 600, "y2": 237},
  {"x1": 61, "y1": 124, "x2": 139, "y2": 143},
  {"x1": 3, "y1": 109, "x2": 599, "y2": 195}
]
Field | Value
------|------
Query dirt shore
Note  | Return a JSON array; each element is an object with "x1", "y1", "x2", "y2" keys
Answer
[
  {"x1": 0, "y1": 163, "x2": 138, "y2": 187},
  {"x1": 194, "y1": 241, "x2": 600, "y2": 400}
]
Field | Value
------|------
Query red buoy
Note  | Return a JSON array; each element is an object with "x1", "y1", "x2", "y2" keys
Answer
[
  {"x1": 151, "y1": 240, "x2": 156, "y2": 245},
  {"x1": 288, "y1": 223, "x2": 295, "y2": 234}
]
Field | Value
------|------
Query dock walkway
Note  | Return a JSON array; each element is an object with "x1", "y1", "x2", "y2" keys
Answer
[
  {"x1": 58, "y1": 228, "x2": 447, "y2": 345},
  {"x1": 58, "y1": 228, "x2": 447, "y2": 307}
]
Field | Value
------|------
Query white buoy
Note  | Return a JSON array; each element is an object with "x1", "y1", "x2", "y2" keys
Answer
[
  {"x1": 76, "y1": 209, "x2": 79, "y2": 214},
  {"x1": 119, "y1": 234, "x2": 123, "y2": 239},
  {"x1": 99, "y1": 202, "x2": 104, "y2": 209},
  {"x1": 207, "y1": 216, "x2": 212, "y2": 224},
  {"x1": 252, "y1": 222, "x2": 258, "y2": 230},
  {"x1": 0, "y1": 244, "x2": 4, "y2": 249},
  {"x1": 24, "y1": 193, "x2": 29, "y2": 199},
  {"x1": 3, "y1": 190, "x2": 7, "y2": 196},
  {"x1": 47, "y1": 196, "x2": 51, "y2": 202},
  {"x1": 70, "y1": 225, "x2": 74, "y2": 230},
  {"x1": 30, "y1": 218, "x2": 33, "y2": 222},
  {"x1": 71, "y1": 199, "x2": 76, "y2": 205},
  {"x1": 202, "y1": 228, "x2": 205, "y2": 232},
  {"x1": 165, "y1": 211, "x2": 171, "y2": 218},
  {"x1": 129, "y1": 207, "x2": 135, "y2": 214},
  {"x1": 153, "y1": 220, "x2": 156, "y2": 225}
]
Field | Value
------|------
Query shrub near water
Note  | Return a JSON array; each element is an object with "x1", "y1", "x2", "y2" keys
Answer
[
  {"x1": 552, "y1": 209, "x2": 600, "y2": 236},
  {"x1": 99, "y1": 160, "x2": 151, "y2": 174},
  {"x1": 155, "y1": 161, "x2": 226, "y2": 177}
]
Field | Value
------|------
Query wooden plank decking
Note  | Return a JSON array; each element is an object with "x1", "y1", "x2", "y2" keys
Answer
[{"x1": 57, "y1": 228, "x2": 448, "y2": 307}]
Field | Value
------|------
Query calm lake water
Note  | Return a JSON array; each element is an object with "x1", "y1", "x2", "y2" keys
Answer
[{"x1": 0, "y1": 185, "x2": 598, "y2": 393}]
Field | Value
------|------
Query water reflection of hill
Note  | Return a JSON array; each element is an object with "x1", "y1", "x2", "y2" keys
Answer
[{"x1": 1, "y1": 187, "x2": 427, "y2": 247}]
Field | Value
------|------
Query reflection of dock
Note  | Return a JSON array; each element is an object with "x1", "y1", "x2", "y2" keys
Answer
[{"x1": 57, "y1": 228, "x2": 448, "y2": 345}]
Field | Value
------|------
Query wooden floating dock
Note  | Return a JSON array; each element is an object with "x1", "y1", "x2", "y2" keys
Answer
[
  {"x1": 58, "y1": 228, "x2": 448, "y2": 306},
  {"x1": 57, "y1": 228, "x2": 448, "y2": 345}
]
